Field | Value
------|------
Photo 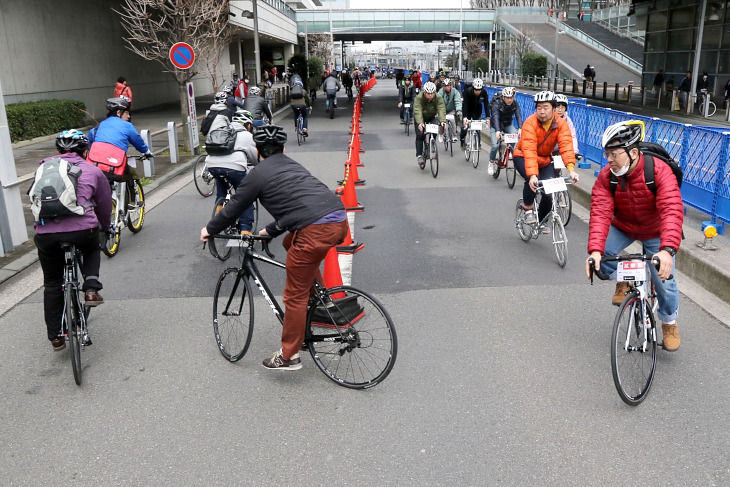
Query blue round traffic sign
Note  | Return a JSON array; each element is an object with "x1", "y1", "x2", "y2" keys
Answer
[{"x1": 169, "y1": 42, "x2": 195, "y2": 70}]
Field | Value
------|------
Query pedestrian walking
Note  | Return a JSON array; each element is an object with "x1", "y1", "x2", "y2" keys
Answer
[
  {"x1": 724, "y1": 77, "x2": 730, "y2": 108},
  {"x1": 652, "y1": 69, "x2": 665, "y2": 95},
  {"x1": 679, "y1": 71, "x2": 692, "y2": 110},
  {"x1": 113, "y1": 77, "x2": 133, "y2": 107}
]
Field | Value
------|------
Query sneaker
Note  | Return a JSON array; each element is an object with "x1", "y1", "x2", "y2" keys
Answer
[
  {"x1": 51, "y1": 338, "x2": 66, "y2": 352},
  {"x1": 262, "y1": 349, "x2": 302, "y2": 370},
  {"x1": 452, "y1": 137, "x2": 458, "y2": 143},
  {"x1": 400, "y1": 119, "x2": 405, "y2": 125},
  {"x1": 541, "y1": 224, "x2": 551, "y2": 234},
  {"x1": 84, "y1": 291, "x2": 104, "y2": 307},
  {"x1": 302, "y1": 129, "x2": 308, "y2": 137},
  {"x1": 460, "y1": 141, "x2": 466, "y2": 150},
  {"x1": 662, "y1": 322, "x2": 680, "y2": 351},
  {"x1": 523, "y1": 209, "x2": 537, "y2": 224},
  {"x1": 611, "y1": 282, "x2": 631, "y2": 306},
  {"x1": 240, "y1": 230, "x2": 252, "y2": 236},
  {"x1": 437, "y1": 134, "x2": 443, "y2": 143},
  {"x1": 487, "y1": 162, "x2": 495, "y2": 176},
  {"x1": 417, "y1": 155, "x2": 425, "y2": 168}
]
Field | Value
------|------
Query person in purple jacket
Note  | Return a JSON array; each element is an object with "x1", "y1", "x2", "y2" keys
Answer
[{"x1": 34, "y1": 130, "x2": 112, "y2": 352}]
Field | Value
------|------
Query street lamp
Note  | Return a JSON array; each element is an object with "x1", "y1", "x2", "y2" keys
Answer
[{"x1": 553, "y1": 16, "x2": 566, "y2": 79}]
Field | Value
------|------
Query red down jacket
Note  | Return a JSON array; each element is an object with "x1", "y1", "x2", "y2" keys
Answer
[{"x1": 588, "y1": 152, "x2": 683, "y2": 254}]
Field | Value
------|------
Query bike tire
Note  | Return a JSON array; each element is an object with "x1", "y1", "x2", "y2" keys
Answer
[
  {"x1": 506, "y1": 150, "x2": 517, "y2": 189},
  {"x1": 102, "y1": 199, "x2": 120, "y2": 257},
  {"x1": 611, "y1": 295, "x2": 657, "y2": 406},
  {"x1": 473, "y1": 131, "x2": 480, "y2": 169},
  {"x1": 306, "y1": 286, "x2": 397, "y2": 389},
  {"x1": 464, "y1": 135, "x2": 471, "y2": 162},
  {"x1": 126, "y1": 180, "x2": 145, "y2": 233},
  {"x1": 552, "y1": 215, "x2": 568, "y2": 268},
  {"x1": 193, "y1": 155, "x2": 215, "y2": 197},
  {"x1": 430, "y1": 138, "x2": 439, "y2": 178},
  {"x1": 213, "y1": 268, "x2": 254, "y2": 362},
  {"x1": 515, "y1": 199, "x2": 533, "y2": 242},
  {"x1": 555, "y1": 190, "x2": 572, "y2": 227},
  {"x1": 208, "y1": 198, "x2": 233, "y2": 261},
  {"x1": 65, "y1": 288, "x2": 83, "y2": 385}
]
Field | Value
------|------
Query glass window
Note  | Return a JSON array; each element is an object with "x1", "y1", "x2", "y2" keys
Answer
[
  {"x1": 645, "y1": 32, "x2": 667, "y2": 52},
  {"x1": 699, "y1": 50, "x2": 719, "y2": 73},
  {"x1": 644, "y1": 53, "x2": 666, "y2": 72},
  {"x1": 703, "y1": 26, "x2": 722, "y2": 47},
  {"x1": 721, "y1": 23, "x2": 730, "y2": 47},
  {"x1": 647, "y1": 10, "x2": 668, "y2": 31},
  {"x1": 667, "y1": 28, "x2": 695, "y2": 50},
  {"x1": 669, "y1": 6, "x2": 696, "y2": 29},
  {"x1": 665, "y1": 52, "x2": 691, "y2": 73}
]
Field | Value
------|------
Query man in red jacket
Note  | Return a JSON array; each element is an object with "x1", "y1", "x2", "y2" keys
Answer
[{"x1": 585, "y1": 120, "x2": 683, "y2": 351}]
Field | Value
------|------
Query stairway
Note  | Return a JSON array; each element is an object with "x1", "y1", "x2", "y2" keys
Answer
[{"x1": 564, "y1": 20, "x2": 644, "y2": 64}]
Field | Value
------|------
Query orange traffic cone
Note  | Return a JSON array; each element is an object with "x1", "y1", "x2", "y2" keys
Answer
[
  {"x1": 336, "y1": 221, "x2": 364, "y2": 254},
  {"x1": 339, "y1": 168, "x2": 363, "y2": 212},
  {"x1": 347, "y1": 150, "x2": 365, "y2": 185},
  {"x1": 353, "y1": 132, "x2": 364, "y2": 153},
  {"x1": 322, "y1": 246, "x2": 346, "y2": 299}
]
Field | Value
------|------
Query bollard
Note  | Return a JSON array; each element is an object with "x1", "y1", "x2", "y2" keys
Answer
[
  {"x1": 582, "y1": 80, "x2": 586, "y2": 95},
  {"x1": 167, "y1": 121, "x2": 178, "y2": 164},
  {"x1": 140, "y1": 129, "x2": 154, "y2": 177},
  {"x1": 627, "y1": 84, "x2": 633, "y2": 104},
  {"x1": 572, "y1": 79, "x2": 578, "y2": 94},
  {"x1": 614, "y1": 83, "x2": 620, "y2": 101},
  {"x1": 602, "y1": 81, "x2": 607, "y2": 99},
  {"x1": 726, "y1": 100, "x2": 730, "y2": 122}
]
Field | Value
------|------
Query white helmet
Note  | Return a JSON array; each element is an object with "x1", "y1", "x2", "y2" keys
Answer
[
  {"x1": 248, "y1": 86, "x2": 261, "y2": 96},
  {"x1": 601, "y1": 120, "x2": 645, "y2": 150},
  {"x1": 554, "y1": 93, "x2": 569, "y2": 106},
  {"x1": 502, "y1": 86, "x2": 516, "y2": 97},
  {"x1": 534, "y1": 90, "x2": 556, "y2": 104},
  {"x1": 472, "y1": 78, "x2": 484, "y2": 90},
  {"x1": 423, "y1": 81, "x2": 437, "y2": 94}
]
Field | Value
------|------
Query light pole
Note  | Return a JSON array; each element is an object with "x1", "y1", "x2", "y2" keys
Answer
[
  {"x1": 554, "y1": 15, "x2": 559, "y2": 78},
  {"x1": 488, "y1": 31, "x2": 494, "y2": 80},
  {"x1": 252, "y1": 0, "x2": 261, "y2": 86},
  {"x1": 458, "y1": 0, "x2": 463, "y2": 74}
]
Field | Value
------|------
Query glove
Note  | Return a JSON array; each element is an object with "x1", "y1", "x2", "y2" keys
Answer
[
  {"x1": 144, "y1": 151, "x2": 154, "y2": 158},
  {"x1": 456, "y1": 111, "x2": 462, "y2": 119}
]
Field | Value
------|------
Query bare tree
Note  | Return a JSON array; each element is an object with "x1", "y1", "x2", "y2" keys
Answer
[
  {"x1": 114, "y1": 0, "x2": 232, "y2": 146},
  {"x1": 464, "y1": 36, "x2": 486, "y2": 64},
  {"x1": 511, "y1": 27, "x2": 536, "y2": 75},
  {"x1": 307, "y1": 33, "x2": 332, "y2": 68}
]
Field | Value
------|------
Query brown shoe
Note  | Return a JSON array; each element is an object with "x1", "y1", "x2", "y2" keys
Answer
[
  {"x1": 662, "y1": 323, "x2": 680, "y2": 351},
  {"x1": 51, "y1": 338, "x2": 66, "y2": 351},
  {"x1": 612, "y1": 282, "x2": 631, "y2": 306},
  {"x1": 84, "y1": 291, "x2": 104, "y2": 307}
]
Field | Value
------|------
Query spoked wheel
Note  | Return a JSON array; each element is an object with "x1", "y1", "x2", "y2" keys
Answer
[
  {"x1": 555, "y1": 190, "x2": 572, "y2": 226},
  {"x1": 126, "y1": 180, "x2": 145, "y2": 233},
  {"x1": 443, "y1": 128, "x2": 450, "y2": 154},
  {"x1": 611, "y1": 296, "x2": 657, "y2": 406},
  {"x1": 430, "y1": 138, "x2": 439, "y2": 178},
  {"x1": 193, "y1": 155, "x2": 215, "y2": 197},
  {"x1": 306, "y1": 286, "x2": 397, "y2": 389},
  {"x1": 552, "y1": 216, "x2": 568, "y2": 268},
  {"x1": 405, "y1": 114, "x2": 410, "y2": 136},
  {"x1": 464, "y1": 136, "x2": 471, "y2": 162},
  {"x1": 448, "y1": 125, "x2": 454, "y2": 157},
  {"x1": 65, "y1": 291, "x2": 82, "y2": 385},
  {"x1": 506, "y1": 149, "x2": 516, "y2": 189},
  {"x1": 297, "y1": 124, "x2": 303, "y2": 146},
  {"x1": 102, "y1": 200, "x2": 120, "y2": 257},
  {"x1": 472, "y1": 131, "x2": 480, "y2": 169},
  {"x1": 515, "y1": 199, "x2": 533, "y2": 242},
  {"x1": 213, "y1": 268, "x2": 254, "y2": 362},
  {"x1": 208, "y1": 199, "x2": 234, "y2": 261}
]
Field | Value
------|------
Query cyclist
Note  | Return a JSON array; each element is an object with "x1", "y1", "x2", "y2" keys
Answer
[
  {"x1": 449, "y1": 72, "x2": 460, "y2": 93},
  {"x1": 460, "y1": 78, "x2": 489, "y2": 149},
  {"x1": 438, "y1": 78, "x2": 462, "y2": 143},
  {"x1": 585, "y1": 120, "x2": 683, "y2": 351},
  {"x1": 513, "y1": 91, "x2": 577, "y2": 231},
  {"x1": 290, "y1": 80, "x2": 311, "y2": 137},
  {"x1": 413, "y1": 81, "x2": 447, "y2": 168},
  {"x1": 341, "y1": 69, "x2": 354, "y2": 98},
  {"x1": 394, "y1": 68, "x2": 403, "y2": 89},
  {"x1": 224, "y1": 85, "x2": 245, "y2": 112},
  {"x1": 200, "y1": 125, "x2": 348, "y2": 370},
  {"x1": 553, "y1": 93, "x2": 579, "y2": 158},
  {"x1": 398, "y1": 75, "x2": 416, "y2": 124},
  {"x1": 321, "y1": 71, "x2": 341, "y2": 113},
  {"x1": 488, "y1": 86, "x2": 523, "y2": 175},
  {"x1": 353, "y1": 68, "x2": 363, "y2": 90},
  {"x1": 242, "y1": 86, "x2": 273, "y2": 127},
  {"x1": 434, "y1": 70, "x2": 448, "y2": 93},
  {"x1": 35, "y1": 130, "x2": 112, "y2": 351},
  {"x1": 412, "y1": 69, "x2": 422, "y2": 91}
]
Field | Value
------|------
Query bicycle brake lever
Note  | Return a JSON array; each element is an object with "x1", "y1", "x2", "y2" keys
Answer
[{"x1": 261, "y1": 238, "x2": 276, "y2": 259}]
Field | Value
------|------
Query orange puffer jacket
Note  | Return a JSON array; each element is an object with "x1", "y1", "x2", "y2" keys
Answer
[{"x1": 513, "y1": 114, "x2": 575, "y2": 177}]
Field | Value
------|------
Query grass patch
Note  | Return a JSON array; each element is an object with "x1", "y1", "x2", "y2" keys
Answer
[{"x1": 139, "y1": 178, "x2": 152, "y2": 186}]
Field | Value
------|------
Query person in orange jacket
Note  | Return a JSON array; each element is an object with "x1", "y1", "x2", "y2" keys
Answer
[
  {"x1": 513, "y1": 90, "x2": 578, "y2": 226},
  {"x1": 113, "y1": 77, "x2": 133, "y2": 107}
]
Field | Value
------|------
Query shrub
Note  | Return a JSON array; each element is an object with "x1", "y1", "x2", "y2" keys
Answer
[
  {"x1": 522, "y1": 52, "x2": 547, "y2": 78},
  {"x1": 6, "y1": 99, "x2": 86, "y2": 143},
  {"x1": 287, "y1": 53, "x2": 308, "y2": 79},
  {"x1": 472, "y1": 57, "x2": 490, "y2": 74},
  {"x1": 308, "y1": 57, "x2": 324, "y2": 79}
]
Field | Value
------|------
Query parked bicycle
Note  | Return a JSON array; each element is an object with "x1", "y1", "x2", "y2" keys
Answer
[
  {"x1": 589, "y1": 253, "x2": 670, "y2": 406},
  {"x1": 463, "y1": 119, "x2": 483, "y2": 168},
  {"x1": 60, "y1": 243, "x2": 92, "y2": 385},
  {"x1": 193, "y1": 153, "x2": 215, "y2": 197},
  {"x1": 421, "y1": 123, "x2": 440, "y2": 178},
  {"x1": 208, "y1": 174, "x2": 259, "y2": 262},
  {"x1": 207, "y1": 234, "x2": 397, "y2": 389},
  {"x1": 102, "y1": 155, "x2": 148, "y2": 257},
  {"x1": 696, "y1": 89, "x2": 717, "y2": 117},
  {"x1": 492, "y1": 131, "x2": 518, "y2": 188}
]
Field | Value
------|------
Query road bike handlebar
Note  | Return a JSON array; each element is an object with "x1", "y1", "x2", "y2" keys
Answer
[
  {"x1": 205, "y1": 233, "x2": 276, "y2": 258},
  {"x1": 588, "y1": 254, "x2": 668, "y2": 284}
]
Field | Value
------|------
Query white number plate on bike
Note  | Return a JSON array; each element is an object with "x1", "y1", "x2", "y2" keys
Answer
[
  {"x1": 425, "y1": 124, "x2": 439, "y2": 134},
  {"x1": 445, "y1": 113, "x2": 455, "y2": 122},
  {"x1": 541, "y1": 177, "x2": 567, "y2": 194},
  {"x1": 552, "y1": 154, "x2": 566, "y2": 168},
  {"x1": 404, "y1": 103, "x2": 411, "y2": 108},
  {"x1": 617, "y1": 260, "x2": 646, "y2": 282},
  {"x1": 503, "y1": 133, "x2": 519, "y2": 144},
  {"x1": 470, "y1": 121, "x2": 483, "y2": 131}
]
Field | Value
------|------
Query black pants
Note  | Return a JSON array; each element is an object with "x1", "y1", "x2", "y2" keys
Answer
[
  {"x1": 415, "y1": 116, "x2": 439, "y2": 157},
  {"x1": 513, "y1": 156, "x2": 555, "y2": 222},
  {"x1": 35, "y1": 228, "x2": 102, "y2": 341}
]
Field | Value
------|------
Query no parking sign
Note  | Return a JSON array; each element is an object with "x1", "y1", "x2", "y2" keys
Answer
[{"x1": 169, "y1": 42, "x2": 195, "y2": 70}]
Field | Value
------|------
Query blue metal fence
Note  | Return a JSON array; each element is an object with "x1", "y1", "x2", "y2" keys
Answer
[{"x1": 483, "y1": 87, "x2": 730, "y2": 229}]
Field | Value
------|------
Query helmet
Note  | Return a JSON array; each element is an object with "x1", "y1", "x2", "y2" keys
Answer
[
  {"x1": 502, "y1": 86, "x2": 516, "y2": 97},
  {"x1": 214, "y1": 91, "x2": 228, "y2": 103},
  {"x1": 449, "y1": 72, "x2": 456, "y2": 78},
  {"x1": 443, "y1": 78, "x2": 452, "y2": 87},
  {"x1": 404, "y1": 75, "x2": 412, "y2": 81},
  {"x1": 248, "y1": 86, "x2": 261, "y2": 96},
  {"x1": 472, "y1": 78, "x2": 484, "y2": 90},
  {"x1": 534, "y1": 90, "x2": 556, "y2": 104},
  {"x1": 438, "y1": 70, "x2": 446, "y2": 77},
  {"x1": 56, "y1": 129, "x2": 89, "y2": 153},
  {"x1": 253, "y1": 124, "x2": 287, "y2": 148},
  {"x1": 422, "y1": 81, "x2": 437, "y2": 94},
  {"x1": 293, "y1": 80, "x2": 303, "y2": 87},
  {"x1": 232, "y1": 110, "x2": 253, "y2": 127},
  {"x1": 223, "y1": 85, "x2": 233, "y2": 93},
  {"x1": 106, "y1": 97, "x2": 131, "y2": 112},
  {"x1": 601, "y1": 120, "x2": 645, "y2": 150},
  {"x1": 554, "y1": 93, "x2": 569, "y2": 106}
]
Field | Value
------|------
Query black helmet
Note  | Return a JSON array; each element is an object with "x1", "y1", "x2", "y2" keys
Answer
[
  {"x1": 253, "y1": 124, "x2": 287, "y2": 158},
  {"x1": 107, "y1": 96, "x2": 131, "y2": 112},
  {"x1": 56, "y1": 129, "x2": 89, "y2": 154}
]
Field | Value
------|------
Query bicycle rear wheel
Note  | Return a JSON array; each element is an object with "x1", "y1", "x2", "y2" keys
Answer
[
  {"x1": 430, "y1": 138, "x2": 439, "y2": 178},
  {"x1": 611, "y1": 296, "x2": 657, "y2": 406},
  {"x1": 65, "y1": 289, "x2": 83, "y2": 385},
  {"x1": 126, "y1": 180, "x2": 145, "y2": 233},
  {"x1": 306, "y1": 286, "x2": 397, "y2": 389},
  {"x1": 193, "y1": 155, "x2": 215, "y2": 197},
  {"x1": 506, "y1": 148, "x2": 516, "y2": 188},
  {"x1": 102, "y1": 200, "x2": 120, "y2": 257},
  {"x1": 472, "y1": 131, "x2": 480, "y2": 168},
  {"x1": 552, "y1": 216, "x2": 568, "y2": 268},
  {"x1": 213, "y1": 268, "x2": 254, "y2": 362},
  {"x1": 208, "y1": 199, "x2": 233, "y2": 261},
  {"x1": 515, "y1": 199, "x2": 533, "y2": 242}
]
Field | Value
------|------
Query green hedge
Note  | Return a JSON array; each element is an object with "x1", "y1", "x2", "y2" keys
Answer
[
  {"x1": 522, "y1": 52, "x2": 547, "y2": 78},
  {"x1": 6, "y1": 99, "x2": 86, "y2": 143}
]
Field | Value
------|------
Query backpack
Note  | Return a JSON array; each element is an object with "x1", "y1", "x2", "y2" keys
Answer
[
  {"x1": 610, "y1": 141, "x2": 683, "y2": 196},
  {"x1": 205, "y1": 125, "x2": 237, "y2": 155},
  {"x1": 490, "y1": 91, "x2": 503, "y2": 105},
  {"x1": 291, "y1": 83, "x2": 304, "y2": 99},
  {"x1": 86, "y1": 142, "x2": 128, "y2": 182},
  {"x1": 28, "y1": 157, "x2": 86, "y2": 224}
]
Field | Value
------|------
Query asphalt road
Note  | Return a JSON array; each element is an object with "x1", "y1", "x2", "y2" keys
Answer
[{"x1": 1, "y1": 82, "x2": 729, "y2": 486}]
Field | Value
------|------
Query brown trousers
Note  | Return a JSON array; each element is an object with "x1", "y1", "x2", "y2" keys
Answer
[{"x1": 280, "y1": 220, "x2": 348, "y2": 359}]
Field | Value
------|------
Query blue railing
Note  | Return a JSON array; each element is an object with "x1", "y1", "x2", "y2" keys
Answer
[{"x1": 485, "y1": 86, "x2": 730, "y2": 229}]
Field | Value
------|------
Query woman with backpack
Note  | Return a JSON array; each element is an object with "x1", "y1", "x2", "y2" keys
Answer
[{"x1": 290, "y1": 80, "x2": 311, "y2": 136}]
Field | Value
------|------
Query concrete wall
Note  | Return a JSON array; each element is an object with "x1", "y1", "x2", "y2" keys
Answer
[{"x1": 0, "y1": 0, "x2": 222, "y2": 119}]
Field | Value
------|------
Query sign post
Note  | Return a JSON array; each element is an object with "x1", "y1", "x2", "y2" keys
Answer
[
  {"x1": 169, "y1": 43, "x2": 197, "y2": 155},
  {"x1": 185, "y1": 82, "x2": 199, "y2": 155},
  {"x1": 169, "y1": 42, "x2": 195, "y2": 70}
]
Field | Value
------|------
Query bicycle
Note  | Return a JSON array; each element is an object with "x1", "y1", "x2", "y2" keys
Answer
[
  {"x1": 295, "y1": 109, "x2": 307, "y2": 146},
  {"x1": 443, "y1": 113, "x2": 456, "y2": 158},
  {"x1": 102, "y1": 157, "x2": 148, "y2": 257},
  {"x1": 493, "y1": 131, "x2": 518, "y2": 188},
  {"x1": 207, "y1": 234, "x2": 397, "y2": 389},
  {"x1": 514, "y1": 176, "x2": 574, "y2": 268},
  {"x1": 60, "y1": 243, "x2": 92, "y2": 385},
  {"x1": 193, "y1": 154, "x2": 215, "y2": 197},
  {"x1": 696, "y1": 89, "x2": 717, "y2": 117},
  {"x1": 346, "y1": 85, "x2": 354, "y2": 102},
  {"x1": 402, "y1": 102, "x2": 413, "y2": 136},
  {"x1": 551, "y1": 155, "x2": 575, "y2": 227},
  {"x1": 463, "y1": 119, "x2": 483, "y2": 168},
  {"x1": 208, "y1": 174, "x2": 259, "y2": 262},
  {"x1": 589, "y1": 253, "x2": 669, "y2": 406},
  {"x1": 422, "y1": 123, "x2": 440, "y2": 178}
]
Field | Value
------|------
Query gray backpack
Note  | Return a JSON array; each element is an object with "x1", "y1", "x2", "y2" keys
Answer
[
  {"x1": 205, "y1": 125, "x2": 238, "y2": 155},
  {"x1": 28, "y1": 157, "x2": 86, "y2": 224}
]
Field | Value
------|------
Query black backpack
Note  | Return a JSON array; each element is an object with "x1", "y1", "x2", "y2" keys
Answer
[
  {"x1": 205, "y1": 126, "x2": 238, "y2": 155},
  {"x1": 490, "y1": 91, "x2": 503, "y2": 105},
  {"x1": 291, "y1": 83, "x2": 304, "y2": 99},
  {"x1": 610, "y1": 141, "x2": 683, "y2": 196}
]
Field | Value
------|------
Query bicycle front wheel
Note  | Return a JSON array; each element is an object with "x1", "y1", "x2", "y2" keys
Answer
[
  {"x1": 102, "y1": 200, "x2": 120, "y2": 257},
  {"x1": 552, "y1": 216, "x2": 568, "y2": 268},
  {"x1": 208, "y1": 199, "x2": 233, "y2": 261},
  {"x1": 126, "y1": 180, "x2": 145, "y2": 233},
  {"x1": 555, "y1": 190, "x2": 572, "y2": 226},
  {"x1": 472, "y1": 131, "x2": 480, "y2": 169},
  {"x1": 464, "y1": 135, "x2": 471, "y2": 162},
  {"x1": 430, "y1": 138, "x2": 439, "y2": 178},
  {"x1": 65, "y1": 289, "x2": 83, "y2": 385},
  {"x1": 306, "y1": 286, "x2": 397, "y2": 389},
  {"x1": 506, "y1": 149, "x2": 516, "y2": 189},
  {"x1": 611, "y1": 296, "x2": 657, "y2": 406},
  {"x1": 193, "y1": 155, "x2": 215, "y2": 197},
  {"x1": 213, "y1": 268, "x2": 254, "y2": 362},
  {"x1": 515, "y1": 199, "x2": 533, "y2": 242}
]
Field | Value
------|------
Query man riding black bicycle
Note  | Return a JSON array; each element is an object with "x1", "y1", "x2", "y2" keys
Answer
[
  {"x1": 201, "y1": 125, "x2": 348, "y2": 371},
  {"x1": 413, "y1": 81, "x2": 447, "y2": 168},
  {"x1": 398, "y1": 75, "x2": 416, "y2": 124},
  {"x1": 342, "y1": 69, "x2": 353, "y2": 98},
  {"x1": 242, "y1": 86, "x2": 273, "y2": 127},
  {"x1": 460, "y1": 78, "x2": 489, "y2": 149}
]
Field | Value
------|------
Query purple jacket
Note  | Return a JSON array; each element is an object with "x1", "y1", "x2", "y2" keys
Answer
[{"x1": 33, "y1": 153, "x2": 112, "y2": 234}]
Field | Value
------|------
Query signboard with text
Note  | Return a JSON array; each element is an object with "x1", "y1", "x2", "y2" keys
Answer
[{"x1": 186, "y1": 82, "x2": 199, "y2": 150}]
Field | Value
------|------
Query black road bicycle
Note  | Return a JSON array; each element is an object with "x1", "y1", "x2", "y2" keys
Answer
[{"x1": 60, "y1": 243, "x2": 92, "y2": 385}]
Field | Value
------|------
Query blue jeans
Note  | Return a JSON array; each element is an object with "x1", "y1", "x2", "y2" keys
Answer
[
  {"x1": 292, "y1": 106, "x2": 308, "y2": 130},
  {"x1": 400, "y1": 98, "x2": 413, "y2": 121},
  {"x1": 208, "y1": 167, "x2": 255, "y2": 232},
  {"x1": 326, "y1": 89, "x2": 337, "y2": 111},
  {"x1": 489, "y1": 124, "x2": 517, "y2": 162},
  {"x1": 600, "y1": 226, "x2": 679, "y2": 322}
]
